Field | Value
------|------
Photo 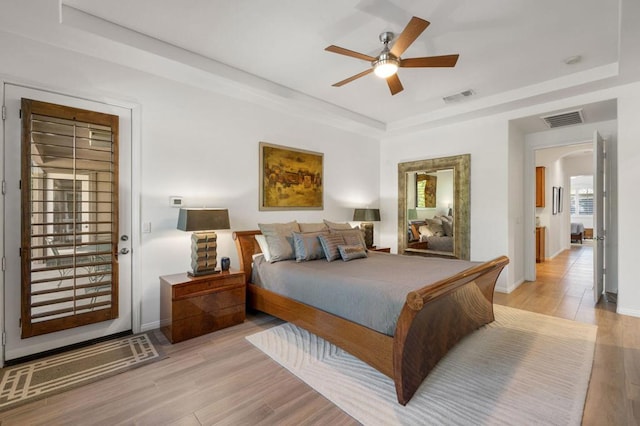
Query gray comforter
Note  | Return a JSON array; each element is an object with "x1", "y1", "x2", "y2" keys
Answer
[{"x1": 252, "y1": 252, "x2": 479, "y2": 336}]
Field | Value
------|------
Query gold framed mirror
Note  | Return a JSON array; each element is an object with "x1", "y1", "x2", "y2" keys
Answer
[{"x1": 397, "y1": 154, "x2": 470, "y2": 260}]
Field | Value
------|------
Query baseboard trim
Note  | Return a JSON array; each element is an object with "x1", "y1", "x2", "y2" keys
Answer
[
  {"x1": 496, "y1": 278, "x2": 525, "y2": 294},
  {"x1": 141, "y1": 320, "x2": 160, "y2": 332}
]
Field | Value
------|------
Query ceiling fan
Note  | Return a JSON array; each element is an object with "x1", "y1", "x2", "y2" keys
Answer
[{"x1": 325, "y1": 16, "x2": 459, "y2": 95}]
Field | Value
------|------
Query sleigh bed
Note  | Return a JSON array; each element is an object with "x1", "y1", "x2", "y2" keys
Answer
[{"x1": 233, "y1": 229, "x2": 509, "y2": 405}]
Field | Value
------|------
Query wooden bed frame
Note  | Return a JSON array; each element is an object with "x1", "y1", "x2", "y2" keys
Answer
[{"x1": 233, "y1": 230, "x2": 509, "y2": 405}]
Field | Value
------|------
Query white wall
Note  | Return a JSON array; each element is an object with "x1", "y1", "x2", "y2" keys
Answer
[
  {"x1": 617, "y1": 87, "x2": 640, "y2": 316},
  {"x1": 507, "y1": 124, "x2": 525, "y2": 290},
  {"x1": 0, "y1": 31, "x2": 380, "y2": 331}
]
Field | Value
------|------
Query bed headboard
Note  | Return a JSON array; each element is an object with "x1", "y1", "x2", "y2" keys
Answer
[{"x1": 232, "y1": 230, "x2": 262, "y2": 284}]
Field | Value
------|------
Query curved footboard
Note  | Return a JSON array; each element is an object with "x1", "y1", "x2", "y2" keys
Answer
[{"x1": 393, "y1": 256, "x2": 509, "y2": 405}]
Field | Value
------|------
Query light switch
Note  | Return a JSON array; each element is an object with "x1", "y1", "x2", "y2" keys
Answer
[{"x1": 142, "y1": 222, "x2": 152, "y2": 233}]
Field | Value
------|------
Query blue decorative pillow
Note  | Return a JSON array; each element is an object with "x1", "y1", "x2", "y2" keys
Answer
[
  {"x1": 293, "y1": 232, "x2": 327, "y2": 262},
  {"x1": 338, "y1": 245, "x2": 368, "y2": 261},
  {"x1": 318, "y1": 233, "x2": 346, "y2": 262}
]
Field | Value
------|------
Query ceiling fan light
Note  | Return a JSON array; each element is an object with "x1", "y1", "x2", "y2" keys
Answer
[{"x1": 374, "y1": 59, "x2": 399, "y2": 78}]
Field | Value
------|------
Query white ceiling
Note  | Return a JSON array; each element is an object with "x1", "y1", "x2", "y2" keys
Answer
[{"x1": 60, "y1": 0, "x2": 620, "y2": 130}]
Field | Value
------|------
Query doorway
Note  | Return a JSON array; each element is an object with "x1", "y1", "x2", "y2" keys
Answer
[
  {"x1": 2, "y1": 84, "x2": 134, "y2": 363},
  {"x1": 525, "y1": 132, "x2": 617, "y2": 304}
]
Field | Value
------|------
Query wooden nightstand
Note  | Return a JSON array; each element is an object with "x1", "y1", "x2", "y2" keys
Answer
[
  {"x1": 369, "y1": 246, "x2": 391, "y2": 253},
  {"x1": 160, "y1": 269, "x2": 246, "y2": 343}
]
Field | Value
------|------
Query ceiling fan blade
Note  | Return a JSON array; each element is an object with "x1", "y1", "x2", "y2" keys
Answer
[
  {"x1": 386, "y1": 74, "x2": 404, "y2": 95},
  {"x1": 390, "y1": 16, "x2": 430, "y2": 57},
  {"x1": 325, "y1": 45, "x2": 376, "y2": 62},
  {"x1": 400, "y1": 54, "x2": 460, "y2": 68},
  {"x1": 332, "y1": 68, "x2": 374, "y2": 87}
]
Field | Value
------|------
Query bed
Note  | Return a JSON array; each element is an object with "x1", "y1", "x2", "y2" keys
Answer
[
  {"x1": 234, "y1": 229, "x2": 509, "y2": 405},
  {"x1": 408, "y1": 217, "x2": 454, "y2": 252}
]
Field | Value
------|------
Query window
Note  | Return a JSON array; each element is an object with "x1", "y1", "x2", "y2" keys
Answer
[
  {"x1": 570, "y1": 188, "x2": 593, "y2": 215},
  {"x1": 578, "y1": 190, "x2": 594, "y2": 215},
  {"x1": 570, "y1": 175, "x2": 593, "y2": 217}
]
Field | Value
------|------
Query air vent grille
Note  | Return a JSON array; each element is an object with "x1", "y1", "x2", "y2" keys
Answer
[
  {"x1": 540, "y1": 109, "x2": 584, "y2": 128},
  {"x1": 443, "y1": 89, "x2": 475, "y2": 103}
]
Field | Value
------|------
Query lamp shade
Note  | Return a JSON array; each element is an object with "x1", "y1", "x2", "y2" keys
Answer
[
  {"x1": 177, "y1": 208, "x2": 230, "y2": 232},
  {"x1": 353, "y1": 208, "x2": 381, "y2": 222}
]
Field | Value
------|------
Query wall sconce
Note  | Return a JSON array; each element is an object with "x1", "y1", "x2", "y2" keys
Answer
[
  {"x1": 177, "y1": 208, "x2": 230, "y2": 276},
  {"x1": 353, "y1": 208, "x2": 381, "y2": 248}
]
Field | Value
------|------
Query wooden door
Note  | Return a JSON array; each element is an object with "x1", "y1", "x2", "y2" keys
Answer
[{"x1": 3, "y1": 84, "x2": 132, "y2": 362}]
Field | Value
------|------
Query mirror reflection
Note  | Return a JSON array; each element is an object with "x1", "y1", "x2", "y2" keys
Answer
[
  {"x1": 406, "y1": 169, "x2": 454, "y2": 253},
  {"x1": 398, "y1": 154, "x2": 470, "y2": 260}
]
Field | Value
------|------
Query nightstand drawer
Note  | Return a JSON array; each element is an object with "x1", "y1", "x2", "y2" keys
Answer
[
  {"x1": 170, "y1": 305, "x2": 245, "y2": 343},
  {"x1": 172, "y1": 286, "x2": 245, "y2": 320},
  {"x1": 173, "y1": 274, "x2": 245, "y2": 299},
  {"x1": 160, "y1": 270, "x2": 246, "y2": 343}
]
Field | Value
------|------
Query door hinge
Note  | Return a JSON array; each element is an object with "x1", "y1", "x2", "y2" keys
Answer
[
  {"x1": 19, "y1": 108, "x2": 21, "y2": 119},
  {"x1": 1, "y1": 180, "x2": 6, "y2": 195},
  {"x1": 2, "y1": 331, "x2": 5, "y2": 345},
  {"x1": 1, "y1": 105, "x2": 6, "y2": 120},
  {"x1": 1, "y1": 256, "x2": 5, "y2": 271}
]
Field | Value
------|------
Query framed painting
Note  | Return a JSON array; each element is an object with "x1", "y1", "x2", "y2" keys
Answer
[
  {"x1": 259, "y1": 142, "x2": 323, "y2": 210},
  {"x1": 558, "y1": 186, "x2": 563, "y2": 213}
]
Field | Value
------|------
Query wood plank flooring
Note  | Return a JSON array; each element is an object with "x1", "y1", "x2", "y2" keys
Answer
[{"x1": 1, "y1": 244, "x2": 638, "y2": 425}]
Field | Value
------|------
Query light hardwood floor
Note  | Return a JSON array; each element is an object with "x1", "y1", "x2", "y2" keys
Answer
[{"x1": 1, "y1": 244, "x2": 638, "y2": 425}]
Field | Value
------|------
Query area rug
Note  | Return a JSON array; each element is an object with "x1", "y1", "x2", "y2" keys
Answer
[
  {"x1": 246, "y1": 305, "x2": 597, "y2": 425},
  {"x1": 0, "y1": 333, "x2": 164, "y2": 411}
]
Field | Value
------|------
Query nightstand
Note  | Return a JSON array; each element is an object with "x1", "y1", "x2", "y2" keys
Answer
[
  {"x1": 160, "y1": 269, "x2": 246, "y2": 343},
  {"x1": 369, "y1": 246, "x2": 391, "y2": 253}
]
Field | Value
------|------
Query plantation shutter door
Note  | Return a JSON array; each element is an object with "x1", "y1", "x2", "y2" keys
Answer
[{"x1": 21, "y1": 98, "x2": 119, "y2": 338}]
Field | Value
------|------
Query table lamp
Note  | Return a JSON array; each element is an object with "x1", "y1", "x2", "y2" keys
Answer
[
  {"x1": 177, "y1": 208, "x2": 230, "y2": 276},
  {"x1": 353, "y1": 208, "x2": 381, "y2": 248}
]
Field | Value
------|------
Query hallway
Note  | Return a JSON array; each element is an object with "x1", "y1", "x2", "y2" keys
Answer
[
  {"x1": 495, "y1": 244, "x2": 639, "y2": 425},
  {"x1": 495, "y1": 242, "x2": 616, "y2": 321}
]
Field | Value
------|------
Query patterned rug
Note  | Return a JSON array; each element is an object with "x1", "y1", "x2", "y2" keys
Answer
[
  {"x1": 246, "y1": 305, "x2": 597, "y2": 426},
  {"x1": 0, "y1": 333, "x2": 164, "y2": 411}
]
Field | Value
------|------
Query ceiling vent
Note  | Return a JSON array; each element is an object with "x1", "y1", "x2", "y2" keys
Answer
[
  {"x1": 443, "y1": 89, "x2": 475, "y2": 103},
  {"x1": 540, "y1": 109, "x2": 584, "y2": 128}
]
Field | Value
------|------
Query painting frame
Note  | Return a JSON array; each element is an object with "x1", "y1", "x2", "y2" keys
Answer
[
  {"x1": 259, "y1": 142, "x2": 324, "y2": 211},
  {"x1": 558, "y1": 186, "x2": 563, "y2": 213}
]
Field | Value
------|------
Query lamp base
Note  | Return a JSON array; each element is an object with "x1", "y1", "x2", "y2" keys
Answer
[
  {"x1": 360, "y1": 222, "x2": 374, "y2": 248},
  {"x1": 190, "y1": 231, "x2": 218, "y2": 277}
]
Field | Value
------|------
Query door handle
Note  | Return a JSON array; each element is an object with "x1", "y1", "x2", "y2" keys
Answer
[{"x1": 120, "y1": 248, "x2": 130, "y2": 255}]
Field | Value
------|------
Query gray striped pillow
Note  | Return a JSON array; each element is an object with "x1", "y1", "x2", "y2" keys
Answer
[
  {"x1": 318, "y1": 233, "x2": 346, "y2": 262},
  {"x1": 332, "y1": 228, "x2": 367, "y2": 250}
]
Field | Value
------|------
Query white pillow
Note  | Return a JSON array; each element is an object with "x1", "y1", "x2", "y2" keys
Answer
[{"x1": 254, "y1": 234, "x2": 272, "y2": 262}]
